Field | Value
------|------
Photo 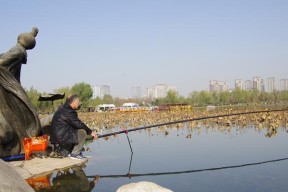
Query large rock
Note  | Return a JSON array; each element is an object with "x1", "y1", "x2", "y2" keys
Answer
[
  {"x1": 0, "y1": 159, "x2": 34, "y2": 192},
  {"x1": 117, "y1": 181, "x2": 173, "y2": 192}
]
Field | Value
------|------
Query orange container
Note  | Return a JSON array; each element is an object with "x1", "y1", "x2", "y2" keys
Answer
[
  {"x1": 23, "y1": 137, "x2": 32, "y2": 160},
  {"x1": 23, "y1": 135, "x2": 48, "y2": 160},
  {"x1": 26, "y1": 175, "x2": 51, "y2": 190},
  {"x1": 30, "y1": 135, "x2": 48, "y2": 151}
]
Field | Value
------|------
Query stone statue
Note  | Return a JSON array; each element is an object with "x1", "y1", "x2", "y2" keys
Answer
[{"x1": 0, "y1": 27, "x2": 41, "y2": 157}]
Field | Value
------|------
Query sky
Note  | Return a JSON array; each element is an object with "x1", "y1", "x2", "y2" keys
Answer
[{"x1": 0, "y1": 0, "x2": 287, "y2": 98}]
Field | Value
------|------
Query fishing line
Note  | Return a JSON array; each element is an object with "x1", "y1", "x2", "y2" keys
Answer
[
  {"x1": 97, "y1": 108, "x2": 288, "y2": 139},
  {"x1": 87, "y1": 156, "x2": 288, "y2": 179},
  {"x1": 87, "y1": 108, "x2": 288, "y2": 179}
]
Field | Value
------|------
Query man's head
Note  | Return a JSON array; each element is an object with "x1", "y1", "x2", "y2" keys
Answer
[{"x1": 66, "y1": 94, "x2": 82, "y2": 110}]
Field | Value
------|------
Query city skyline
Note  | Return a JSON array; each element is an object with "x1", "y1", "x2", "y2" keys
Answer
[
  {"x1": 0, "y1": 1, "x2": 287, "y2": 98},
  {"x1": 92, "y1": 76, "x2": 287, "y2": 98},
  {"x1": 209, "y1": 76, "x2": 288, "y2": 93}
]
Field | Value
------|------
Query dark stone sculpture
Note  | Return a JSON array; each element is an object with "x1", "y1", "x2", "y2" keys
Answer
[{"x1": 0, "y1": 27, "x2": 41, "y2": 157}]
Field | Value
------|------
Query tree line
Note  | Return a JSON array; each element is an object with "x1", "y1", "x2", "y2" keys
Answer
[{"x1": 25, "y1": 82, "x2": 288, "y2": 114}]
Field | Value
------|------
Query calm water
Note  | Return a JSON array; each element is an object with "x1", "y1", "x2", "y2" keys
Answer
[{"x1": 31, "y1": 126, "x2": 288, "y2": 192}]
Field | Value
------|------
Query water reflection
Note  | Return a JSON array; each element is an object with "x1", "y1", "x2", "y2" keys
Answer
[
  {"x1": 87, "y1": 155, "x2": 288, "y2": 178},
  {"x1": 28, "y1": 165, "x2": 99, "y2": 192},
  {"x1": 28, "y1": 122, "x2": 288, "y2": 192},
  {"x1": 29, "y1": 153, "x2": 288, "y2": 191},
  {"x1": 51, "y1": 165, "x2": 99, "y2": 192}
]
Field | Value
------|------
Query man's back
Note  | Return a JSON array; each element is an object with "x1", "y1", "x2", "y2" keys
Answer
[{"x1": 50, "y1": 104, "x2": 78, "y2": 145}]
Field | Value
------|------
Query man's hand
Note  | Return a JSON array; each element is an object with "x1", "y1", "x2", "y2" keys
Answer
[
  {"x1": 91, "y1": 131, "x2": 98, "y2": 140},
  {"x1": 93, "y1": 175, "x2": 100, "y2": 184}
]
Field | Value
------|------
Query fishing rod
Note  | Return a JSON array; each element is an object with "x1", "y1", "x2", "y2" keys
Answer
[
  {"x1": 86, "y1": 156, "x2": 288, "y2": 179},
  {"x1": 97, "y1": 108, "x2": 288, "y2": 139},
  {"x1": 96, "y1": 108, "x2": 288, "y2": 154}
]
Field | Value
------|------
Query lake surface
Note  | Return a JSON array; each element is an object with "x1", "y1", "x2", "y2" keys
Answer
[{"x1": 31, "y1": 125, "x2": 288, "y2": 192}]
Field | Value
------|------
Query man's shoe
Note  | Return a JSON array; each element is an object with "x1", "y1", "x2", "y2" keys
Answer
[{"x1": 68, "y1": 153, "x2": 87, "y2": 160}]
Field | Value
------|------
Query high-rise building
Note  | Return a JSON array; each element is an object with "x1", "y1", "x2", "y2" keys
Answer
[
  {"x1": 209, "y1": 80, "x2": 228, "y2": 92},
  {"x1": 131, "y1": 86, "x2": 141, "y2": 98},
  {"x1": 146, "y1": 84, "x2": 177, "y2": 99},
  {"x1": 154, "y1": 84, "x2": 167, "y2": 98},
  {"x1": 235, "y1": 79, "x2": 243, "y2": 90},
  {"x1": 92, "y1": 85, "x2": 111, "y2": 99},
  {"x1": 267, "y1": 77, "x2": 275, "y2": 93},
  {"x1": 92, "y1": 85, "x2": 101, "y2": 99},
  {"x1": 146, "y1": 88, "x2": 154, "y2": 99},
  {"x1": 219, "y1": 81, "x2": 227, "y2": 91},
  {"x1": 101, "y1": 85, "x2": 110, "y2": 97},
  {"x1": 280, "y1": 79, "x2": 288, "y2": 91},
  {"x1": 209, "y1": 80, "x2": 216, "y2": 92},
  {"x1": 218, "y1": 81, "x2": 228, "y2": 91},
  {"x1": 253, "y1": 77, "x2": 264, "y2": 92},
  {"x1": 244, "y1": 80, "x2": 252, "y2": 90}
]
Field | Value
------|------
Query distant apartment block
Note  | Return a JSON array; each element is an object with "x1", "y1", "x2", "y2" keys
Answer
[
  {"x1": 209, "y1": 80, "x2": 217, "y2": 92},
  {"x1": 267, "y1": 77, "x2": 275, "y2": 93},
  {"x1": 253, "y1": 77, "x2": 264, "y2": 92},
  {"x1": 235, "y1": 79, "x2": 243, "y2": 90},
  {"x1": 146, "y1": 84, "x2": 176, "y2": 99},
  {"x1": 209, "y1": 80, "x2": 228, "y2": 92},
  {"x1": 155, "y1": 84, "x2": 168, "y2": 98},
  {"x1": 280, "y1": 79, "x2": 288, "y2": 91},
  {"x1": 131, "y1": 86, "x2": 141, "y2": 98},
  {"x1": 146, "y1": 88, "x2": 154, "y2": 98},
  {"x1": 244, "y1": 80, "x2": 252, "y2": 90},
  {"x1": 92, "y1": 85, "x2": 110, "y2": 99},
  {"x1": 92, "y1": 85, "x2": 101, "y2": 99},
  {"x1": 101, "y1": 85, "x2": 110, "y2": 97}
]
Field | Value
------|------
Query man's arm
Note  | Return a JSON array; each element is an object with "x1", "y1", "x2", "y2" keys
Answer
[{"x1": 63, "y1": 110, "x2": 92, "y2": 135}]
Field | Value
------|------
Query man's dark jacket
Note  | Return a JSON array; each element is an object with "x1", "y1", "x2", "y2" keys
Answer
[{"x1": 50, "y1": 103, "x2": 92, "y2": 144}]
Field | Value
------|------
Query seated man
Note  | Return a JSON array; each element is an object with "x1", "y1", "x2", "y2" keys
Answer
[{"x1": 50, "y1": 94, "x2": 97, "y2": 159}]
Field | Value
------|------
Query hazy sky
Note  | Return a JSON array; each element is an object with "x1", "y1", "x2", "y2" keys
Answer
[{"x1": 0, "y1": 0, "x2": 287, "y2": 98}]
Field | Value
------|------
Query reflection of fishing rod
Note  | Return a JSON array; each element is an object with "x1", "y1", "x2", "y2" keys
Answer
[
  {"x1": 97, "y1": 108, "x2": 287, "y2": 139},
  {"x1": 86, "y1": 156, "x2": 288, "y2": 179}
]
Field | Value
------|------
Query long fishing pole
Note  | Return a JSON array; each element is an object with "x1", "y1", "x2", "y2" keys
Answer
[
  {"x1": 97, "y1": 108, "x2": 288, "y2": 139},
  {"x1": 88, "y1": 108, "x2": 288, "y2": 179},
  {"x1": 86, "y1": 156, "x2": 288, "y2": 179}
]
